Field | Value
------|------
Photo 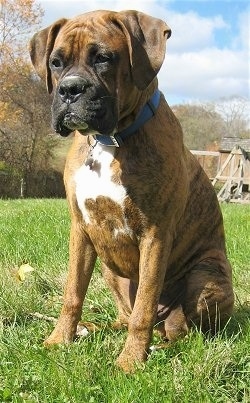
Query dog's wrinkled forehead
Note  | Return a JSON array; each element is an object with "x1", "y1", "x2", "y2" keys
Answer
[
  {"x1": 53, "y1": 15, "x2": 125, "y2": 59},
  {"x1": 57, "y1": 13, "x2": 120, "y2": 41}
]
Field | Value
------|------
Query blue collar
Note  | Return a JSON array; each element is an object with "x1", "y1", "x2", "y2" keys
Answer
[{"x1": 94, "y1": 89, "x2": 161, "y2": 147}]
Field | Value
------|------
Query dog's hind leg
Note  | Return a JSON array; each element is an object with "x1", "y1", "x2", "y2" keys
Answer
[
  {"x1": 102, "y1": 263, "x2": 137, "y2": 328},
  {"x1": 183, "y1": 260, "x2": 234, "y2": 335},
  {"x1": 158, "y1": 259, "x2": 234, "y2": 341},
  {"x1": 155, "y1": 278, "x2": 189, "y2": 341}
]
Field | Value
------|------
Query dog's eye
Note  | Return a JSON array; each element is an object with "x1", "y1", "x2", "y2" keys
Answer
[
  {"x1": 50, "y1": 57, "x2": 63, "y2": 69},
  {"x1": 95, "y1": 54, "x2": 111, "y2": 64}
]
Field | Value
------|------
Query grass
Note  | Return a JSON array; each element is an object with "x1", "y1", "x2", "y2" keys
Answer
[{"x1": 0, "y1": 199, "x2": 249, "y2": 402}]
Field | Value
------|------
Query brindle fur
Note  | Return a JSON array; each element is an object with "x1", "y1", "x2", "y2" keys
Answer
[{"x1": 30, "y1": 10, "x2": 234, "y2": 372}]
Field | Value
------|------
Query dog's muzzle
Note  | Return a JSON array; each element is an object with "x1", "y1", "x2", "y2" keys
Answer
[
  {"x1": 54, "y1": 76, "x2": 89, "y2": 135},
  {"x1": 52, "y1": 75, "x2": 117, "y2": 137}
]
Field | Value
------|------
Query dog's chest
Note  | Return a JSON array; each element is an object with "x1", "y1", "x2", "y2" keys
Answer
[
  {"x1": 74, "y1": 142, "x2": 140, "y2": 276},
  {"x1": 75, "y1": 143, "x2": 128, "y2": 228}
]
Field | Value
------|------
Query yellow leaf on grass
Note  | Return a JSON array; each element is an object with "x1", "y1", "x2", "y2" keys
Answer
[{"x1": 17, "y1": 264, "x2": 35, "y2": 281}]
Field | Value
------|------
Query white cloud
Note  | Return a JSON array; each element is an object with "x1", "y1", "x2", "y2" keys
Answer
[
  {"x1": 160, "y1": 47, "x2": 249, "y2": 101},
  {"x1": 39, "y1": 0, "x2": 162, "y2": 24},
  {"x1": 232, "y1": 8, "x2": 250, "y2": 50},
  {"x1": 164, "y1": 11, "x2": 228, "y2": 52},
  {"x1": 158, "y1": 7, "x2": 249, "y2": 103}
]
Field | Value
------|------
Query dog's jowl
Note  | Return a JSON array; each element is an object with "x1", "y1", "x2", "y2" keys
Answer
[{"x1": 30, "y1": 10, "x2": 234, "y2": 372}]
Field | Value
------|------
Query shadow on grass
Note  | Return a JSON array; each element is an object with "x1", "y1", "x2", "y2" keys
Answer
[
  {"x1": 1, "y1": 293, "x2": 249, "y2": 350},
  {"x1": 226, "y1": 300, "x2": 250, "y2": 337},
  {"x1": 2, "y1": 304, "x2": 249, "y2": 333}
]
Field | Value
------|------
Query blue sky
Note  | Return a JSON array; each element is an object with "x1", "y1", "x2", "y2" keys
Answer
[
  {"x1": 166, "y1": 0, "x2": 247, "y2": 49},
  {"x1": 37, "y1": 0, "x2": 249, "y2": 105}
]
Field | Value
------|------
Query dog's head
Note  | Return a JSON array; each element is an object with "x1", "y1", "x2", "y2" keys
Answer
[{"x1": 30, "y1": 10, "x2": 171, "y2": 137}]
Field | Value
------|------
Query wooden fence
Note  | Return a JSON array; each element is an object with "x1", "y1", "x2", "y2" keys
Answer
[{"x1": 191, "y1": 148, "x2": 250, "y2": 204}]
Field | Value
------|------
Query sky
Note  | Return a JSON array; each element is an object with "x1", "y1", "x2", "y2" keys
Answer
[{"x1": 36, "y1": 0, "x2": 249, "y2": 106}]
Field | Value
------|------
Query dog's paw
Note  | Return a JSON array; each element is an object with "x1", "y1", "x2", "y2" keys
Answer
[
  {"x1": 116, "y1": 348, "x2": 147, "y2": 373},
  {"x1": 111, "y1": 320, "x2": 128, "y2": 330},
  {"x1": 43, "y1": 327, "x2": 74, "y2": 346},
  {"x1": 43, "y1": 334, "x2": 69, "y2": 347}
]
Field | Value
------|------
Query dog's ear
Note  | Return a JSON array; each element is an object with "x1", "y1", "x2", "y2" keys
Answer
[
  {"x1": 115, "y1": 11, "x2": 171, "y2": 90},
  {"x1": 29, "y1": 19, "x2": 67, "y2": 94}
]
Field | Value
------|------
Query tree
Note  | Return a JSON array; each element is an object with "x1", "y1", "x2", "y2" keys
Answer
[
  {"x1": 172, "y1": 104, "x2": 225, "y2": 150},
  {"x1": 0, "y1": 0, "x2": 62, "y2": 197},
  {"x1": 0, "y1": 70, "x2": 54, "y2": 173},
  {"x1": 0, "y1": 0, "x2": 42, "y2": 59},
  {"x1": 172, "y1": 97, "x2": 250, "y2": 151},
  {"x1": 211, "y1": 96, "x2": 250, "y2": 139}
]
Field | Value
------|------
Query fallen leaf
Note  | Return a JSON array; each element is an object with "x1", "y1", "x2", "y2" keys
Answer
[{"x1": 17, "y1": 263, "x2": 35, "y2": 281}]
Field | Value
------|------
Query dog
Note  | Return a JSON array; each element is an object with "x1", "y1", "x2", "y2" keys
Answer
[{"x1": 30, "y1": 10, "x2": 234, "y2": 372}]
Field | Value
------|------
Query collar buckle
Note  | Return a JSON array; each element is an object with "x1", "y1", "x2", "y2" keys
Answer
[{"x1": 110, "y1": 134, "x2": 122, "y2": 147}]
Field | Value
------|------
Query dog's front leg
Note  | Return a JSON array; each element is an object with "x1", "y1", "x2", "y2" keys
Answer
[
  {"x1": 116, "y1": 235, "x2": 169, "y2": 372},
  {"x1": 44, "y1": 219, "x2": 97, "y2": 345}
]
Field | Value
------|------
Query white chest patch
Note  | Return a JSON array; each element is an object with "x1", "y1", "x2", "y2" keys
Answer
[{"x1": 74, "y1": 142, "x2": 127, "y2": 224}]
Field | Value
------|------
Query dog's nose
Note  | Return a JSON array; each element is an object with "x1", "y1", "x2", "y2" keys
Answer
[{"x1": 58, "y1": 76, "x2": 86, "y2": 104}]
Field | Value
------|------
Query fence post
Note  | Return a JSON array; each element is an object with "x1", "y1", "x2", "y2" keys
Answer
[{"x1": 20, "y1": 178, "x2": 25, "y2": 198}]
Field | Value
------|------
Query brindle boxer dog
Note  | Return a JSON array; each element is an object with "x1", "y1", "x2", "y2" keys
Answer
[{"x1": 30, "y1": 10, "x2": 234, "y2": 372}]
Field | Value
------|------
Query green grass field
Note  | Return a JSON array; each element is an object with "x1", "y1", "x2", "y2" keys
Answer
[{"x1": 0, "y1": 199, "x2": 249, "y2": 402}]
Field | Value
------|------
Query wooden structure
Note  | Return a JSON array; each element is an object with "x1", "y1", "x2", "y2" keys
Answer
[
  {"x1": 212, "y1": 146, "x2": 250, "y2": 203},
  {"x1": 191, "y1": 137, "x2": 250, "y2": 204}
]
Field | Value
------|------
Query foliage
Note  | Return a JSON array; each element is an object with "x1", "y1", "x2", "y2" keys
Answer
[
  {"x1": 212, "y1": 96, "x2": 250, "y2": 139},
  {"x1": 0, "y1": 0, "x2": 43, "y2": 59},
  {"x1": 0, "y1": 199, "x2": 249, "y2": 402},
  {"x1": 0, "y1": 72, "x2": 54, "y2": 167},
  {"x1": 173, "y1": 98, "x2": 250, "y2": 150},
  {"x1": 172, "y1": 103, "x2": 224, "y2": 150},
  {"x1": 0, "y1": 0, "x2": 60, "y2": 197}
]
